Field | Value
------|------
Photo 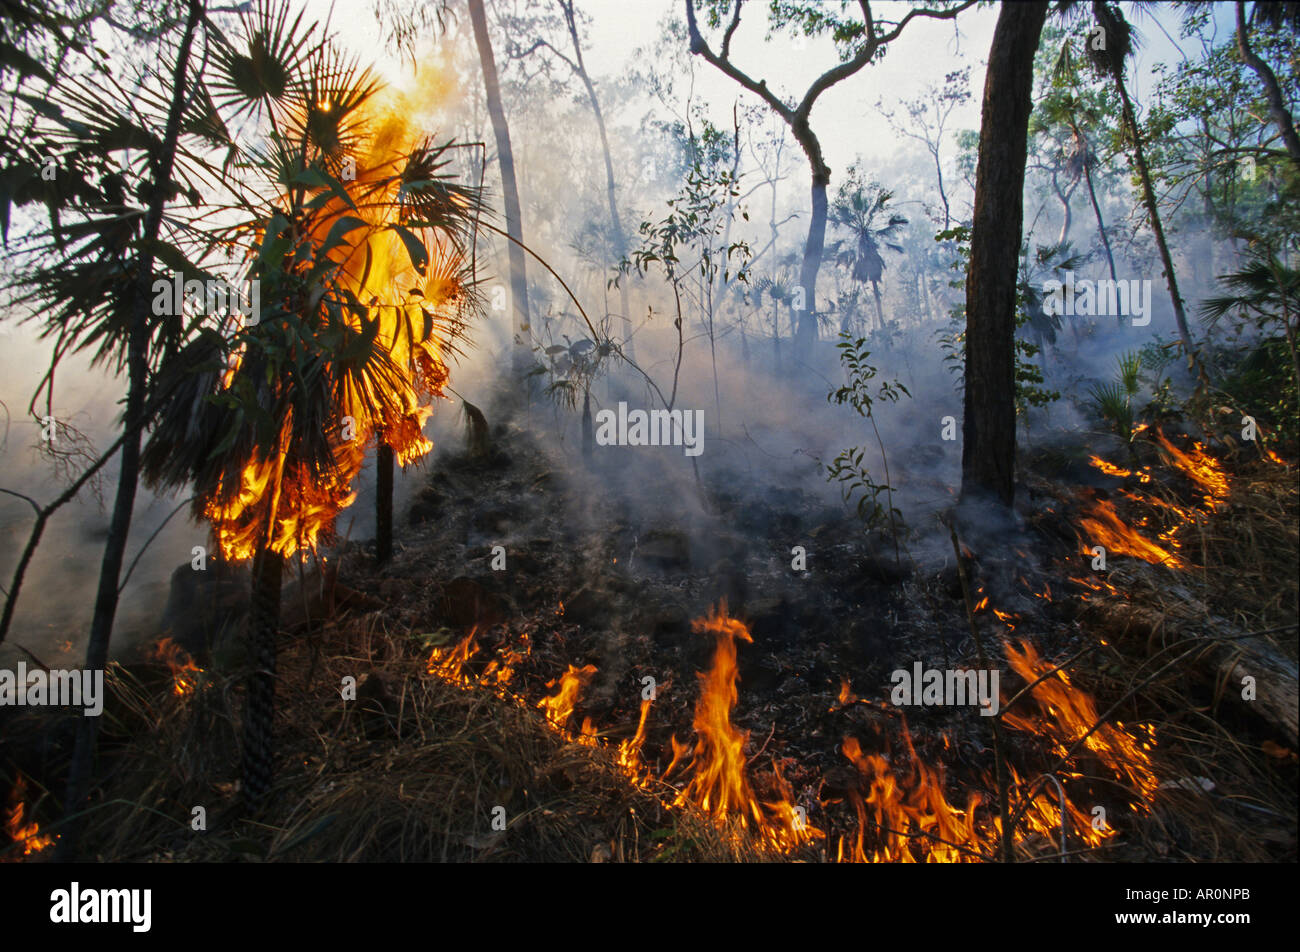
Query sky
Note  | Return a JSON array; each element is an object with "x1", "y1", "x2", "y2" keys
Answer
[{"x1": 326, "y1": 0, "x2": 1236, "y2": 178}]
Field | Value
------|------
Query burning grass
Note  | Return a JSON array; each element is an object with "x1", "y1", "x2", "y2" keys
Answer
[
  {"x1": 69, "y1": 619, "x2": 756, "y2": 863},
  {"x1": 12, "y1": 423, "x2": 1290, "y2": 864}
]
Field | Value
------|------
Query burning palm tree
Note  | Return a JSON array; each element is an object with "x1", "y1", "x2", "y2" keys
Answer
[{"x1": 141, "y1": 3, "x2": 483, "y2": 808}]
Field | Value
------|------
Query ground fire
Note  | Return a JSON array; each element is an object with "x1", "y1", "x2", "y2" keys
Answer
[{"x1": 0, "y1": 0, "x2": 1294, "y2": 880}]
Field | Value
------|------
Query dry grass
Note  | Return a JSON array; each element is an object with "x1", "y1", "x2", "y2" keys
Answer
[{"x1": 72, "y1": 614, "x2": 780, "y2": 863}]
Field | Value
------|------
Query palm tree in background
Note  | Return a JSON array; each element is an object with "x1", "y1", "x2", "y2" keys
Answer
[{"x1": 828, "y1": 173, "x2": 909, "y2": 333}]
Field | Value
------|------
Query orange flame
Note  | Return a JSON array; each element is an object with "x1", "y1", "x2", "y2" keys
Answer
[
  {"x1": 207, "y1": 73, "x2": 468, "y2": 562},
  {"x1": 537, "y1": 663, "x2": 597, "y2": 731},
  {"x1": 4, "y1": 775, "x2": 55, "y2": 858},
  {"x1": 427, "y1": 628, "x2": 479, "y2": 685},
  {"x1": 151, "y1": 636, "x2": 204, "y2": 697},
  {"x1": 1088, "y1": 455, "x2": 1132, "y2": 478},
  {"x1": 1154, "y1": 431, "x2": 1229, "y2": 509},
  {"x1": 1079, "y1": 497, "x2": 1186, "y2": 568},
  {"x1": 616, "y1": 697, "x2": 653, "y2": 776},
  {"x1": 670, "y1": 602, "x2": 821, "y2": 851},
  {"x1": 1002, "y1": 640, "x2": 1158, "y2": 803},
  {"x1": 838, "y1": 731, "x2": 987, "y2": 863}
]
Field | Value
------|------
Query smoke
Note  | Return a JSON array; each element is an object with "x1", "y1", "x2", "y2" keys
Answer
[{"x1": 0, "y1": 2, "x2": 1250, "y2": 666}]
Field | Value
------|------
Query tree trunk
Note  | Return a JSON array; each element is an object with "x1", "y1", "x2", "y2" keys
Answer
[
  {"x1": 242, "y1": 543, "x2": 283, "y2": 809},
  {"x1": 1236, "y1": 1, "x2": 1300, "y2": 167},
  {"x1": 468, "y1": 0, "x2": 530, "y2": 377},
  {"x1": 795, "y1": 168, "x2": 828, "y2": 354},
  {"x1": 960, "y1": 0, "x2": 1048, "y2": 509},
  {"x1": 1075, "y1": 123, "x2": 1118, "y2": 288},
  {"x1": 376, "y1": 439, "x2": 393, "y2": 564},
  {"x1": 58, "y1": 0, "x2": 203, "y2": 858},
  {"x1": 560, "y1": 1, "x2": 635, "y2": 362},
  {"x1": 581, "y1": 387, "x2": 593, "y2": 459},
  {"x1": 1113, "y1": 74, "x2": 1196, "y2": 364}
]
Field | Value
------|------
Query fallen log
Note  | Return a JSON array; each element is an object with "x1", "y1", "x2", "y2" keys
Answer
[{"x1": 1084, "y1": 590, "x2": 1298, "y2": 746}]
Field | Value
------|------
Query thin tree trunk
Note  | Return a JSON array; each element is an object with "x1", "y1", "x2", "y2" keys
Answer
[
  {"x1": 1075, "y1": 123, "x2": 1118, "y2": 287},
  {"x1": 1114, "y1": 74, "x2": 1196, "y2": 364},
  {"x1": 58, "y1": 0, "x2": 203, "y2": 858},
  {"x1": 376, "y1": 440, "x2": 393, "y2": 563},
  {"x1": 581, "y1": 387, "x2": 593, "y2": 459},
  {"x1": 559, "y1": 0, "x2": 635, "y2": 362},
  {"x1": 933, "y1": 146, "x2": 951, "y2": 230},
  {"x1": 795, "y1": 163, "x2": 829, "y2": 354},
  {"x1": 960, "y1": 0, "x2": 1048, "y2": 510},
  {"x1": 468, "y1": 0, "x2": 530, "y2": 377},
  {"x1": 1236, "y1": 1, "x2": 1300, "y2": 167}
]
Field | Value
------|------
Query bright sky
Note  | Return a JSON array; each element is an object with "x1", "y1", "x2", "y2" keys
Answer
[{"x1": 325, "y1": 0, "x2": 1233, "y2": 179}]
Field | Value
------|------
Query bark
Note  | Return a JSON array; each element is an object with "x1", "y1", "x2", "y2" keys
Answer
[
  {"x1": 960, "y1": 0, "x2": 1048, "y2": 509},
  {"x1": 795, "y1": 160, "x2": 829, "y2": 351},
  {"x1": 242, "y1": 544, "x2": 283, "y2": 809},
  {"x1": 468, "y1": 0, "x2": 530, "y2": 377},
  {"x1": 1236, "y1": 1, "x2": 1300, "y2": 167},
  {"x1": 376, "y1": 440, "x2": 393, "y2": 563},
  {"x1": 58, "y1": 0, "x2": 203, "y2": 858}
]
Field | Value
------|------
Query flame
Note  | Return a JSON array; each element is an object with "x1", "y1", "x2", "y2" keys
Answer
[
  {"x1": 838, "y1": 732, "x2": 987, "y2": 863},
  {"x1": 4, "y1": 775, "x2": 55, "y2": 858},
  {"x1": 206, "y1": 68, "x2": 469, "y2": 562},
  {"x1": 427, "y1": 628, "x2": 479, "y2": 685},
  {"x1": 151, "y1": 637, "x2": 204, "y2": 697},
  {"x1": 1089, "y1": 455, "x2": 1132, "y2": 478},
  {"x1": 830, "y1": 678, "x2": 860, "y2": 711},
  {"x1": 669, "y1": 602, "x2": 821, "y2": 851},
  {"x1": 1002, "y1": 640, "x2": 1158, "y2": 803},
  {"x1": 615, "y1": 697, "x2": 653, "y2": 776},
  {"x1": 1153, "y1": 431, "x2": 1229, "y2": 509},
  {"x1": 1079, "y1": 497, "x2": 1186, "y2": 568},
  {"x1": 537, "y1": 663, "x2": 597, "y2": 731}
]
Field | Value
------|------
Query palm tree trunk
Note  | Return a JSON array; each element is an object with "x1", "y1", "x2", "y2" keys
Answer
[
  {"x1": 468, "y1": 0, "x2": 530, "y2": 378},
  {"x1": 961, "y1": 0, "x2": 1048, "y2": 511},
  {"x1": 242, "y1": 542, "x2": 282, "y2": 809},
  {"x1": 58, "y1": 0, "x2": 203, "y2": 858},
  {"x1": 376, "y1": 440, "x2": 393, "y2": 563}
]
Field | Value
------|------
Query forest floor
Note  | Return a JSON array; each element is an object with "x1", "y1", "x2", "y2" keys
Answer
[{"x1": 3, "y1": 405, "x2": 1297, "y2": 862}]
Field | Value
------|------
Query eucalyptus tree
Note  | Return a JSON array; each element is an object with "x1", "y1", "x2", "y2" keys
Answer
[
  {"x1": 684, "y1": 0, "x2": 975, "y2": 355},
  {"x1": 468, "y1": 0, "x2": 530, "y2": 377},
  {"x1": 960, "y1": 0, "x2": 1049, "y2": 514}
]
